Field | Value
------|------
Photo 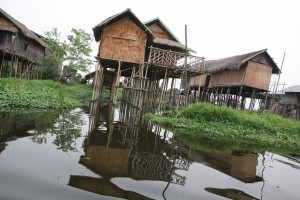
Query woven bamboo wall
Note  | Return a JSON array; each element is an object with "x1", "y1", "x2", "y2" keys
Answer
[
  {"x1": 99, "y1": 17, "x2": 147, "y2": 64},
  {"x1": 0, "y1": 16, "x2": 17, "y2": 32},
  {"x1": 147, "y1": 23, "x2": 174, "y2": 41}
]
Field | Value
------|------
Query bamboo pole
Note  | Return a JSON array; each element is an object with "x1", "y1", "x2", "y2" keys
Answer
[
  {"x1": 9, "y1": 54, "x2": 14, "y2": 77},
  {"x1": 237, "y1": 86, "x2": 243, "y2": 109},
  {"x1": 168, "y1": 78, "x2": 175, "y2": 106},
  {"x1": 249, "y1": 89, "x2": 256, "y2": 111},
  {"x1": 184, "y1": 25, "x2": 188, "y2": 106},
  {"x1": 109, "y1": 61, "x2": 121, "y2": 104},
  {"x1": 161, "y1": 77, "x2": 169, "y2": 110},
  {"x1": 158, "y1": 68, "x2": 168, "y2": 111},
  {"x1": 0, "y1": 52, "x2": 5, "y2": 77}
]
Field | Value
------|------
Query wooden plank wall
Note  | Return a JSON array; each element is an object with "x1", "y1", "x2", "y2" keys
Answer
[
  {"x1": 99, "y1": 17, "x2": 147, "y2": 64},
  {"x1": 189, "y1": 74, "x2": 208, "y2": 87},
  {"x1": 243, "y1": 61, "x2": 272, "y2": 91},
  {"x1": 284, "y1": 93, "x2": 300, "y2": 104},
  {"x1": 209, "y1": 66, "x2": 246, "y2": 87}
]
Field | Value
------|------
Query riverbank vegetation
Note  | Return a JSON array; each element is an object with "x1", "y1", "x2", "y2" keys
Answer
[
  {"x1": 145, "y1": 103, "x2": 300, "y2": 152},
  {"x1": 0, "y1": 78, "x2": 93, "y2": 110}
]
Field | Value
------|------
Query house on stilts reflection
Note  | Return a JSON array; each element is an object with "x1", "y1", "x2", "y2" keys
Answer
[
  {"x1": 91, "y1": 8, "x2": 206, "y2": 110},
  {"x1": 0, "y1": 8, "x2": 49, "y2": 79},
  {"x1": 188, "y1": 49, "x2": 280, "y2": 111}
]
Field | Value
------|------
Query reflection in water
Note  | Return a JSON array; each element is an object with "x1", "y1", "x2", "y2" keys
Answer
[
  {"x1": 68, "y1": 102, "x2": 265, "y2": 199},
  {"x1": 205, "y1": 187, "x2": 259, "y2": 200},
  {"x1": 0, "y1": 110, "x2": 85, "y2": 152},
  {"x1": 69, "y1": 176, "x2": 155, "y2": 200},
  {"x1": 69, "y1": 102, "x2": 191, "y2": 199},
  {"x1": 0, "y1": 112, "x2": 56, "y2": 154},
  {"x1": 172, "y1": 139, "x2": 263, "y2": 183},
  {"x1": 1, "y1": 104, "x2": 299, "y2": 199},
  {"x1": 32, "y1": 110, "x2": 85, "y2": 151}
]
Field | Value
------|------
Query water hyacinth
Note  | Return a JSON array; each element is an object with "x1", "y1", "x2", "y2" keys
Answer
[
  {"x1": 145, "y1": 103, "x2": 300, "y2": 152},
  {"x1": 0, "y1": 78, "x2": 93, "y2": 110}
]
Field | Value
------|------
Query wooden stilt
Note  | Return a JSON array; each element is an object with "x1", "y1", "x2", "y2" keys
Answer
[
  {"x1": 168, "y1": 78, "x2": 175, "y2": 107},
  {"x1": 91, "y1": 61, "x2": 104, "y2": 101},
  {"x1": 109, "y1": 61, "x2": 121, "y2": 104},
  {"x1": 263, "y1": 91, "x2": 269, "y2": 111},
  {"x1": 249, "y1": 89, "x2": 256, "y2": 111},
  {"x1": 225, "y1": 87, "x2": 231, "y2": 106},
  {"x1": 158, "y1": 68, "x2": 168, "y2": 111},
  {"x1": 9, "y1": 54, "x2": 14, "y2": 77},
  {"x1": 0, "y1": 52, "x2": 5, "y2": 77},
  {"x1": 237, "y1": 86, "x2": 243, "y2": 109}
]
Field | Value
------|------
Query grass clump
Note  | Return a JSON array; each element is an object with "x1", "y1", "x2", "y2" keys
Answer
[
  {"x1": 0, "y1": 78, "x2": 93, "y2": 110},
  {"x1": 145, "y1": 103, "x2": 300, "y2": 151}
]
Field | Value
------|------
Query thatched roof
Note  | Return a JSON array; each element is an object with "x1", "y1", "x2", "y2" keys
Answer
[
  {"x1": 207, "y1": 49, "x2": 280, "y2": 74},
  {"x1": 93, "y1": 8, "x2": 154, "y2": 42},
  {"x1": 0, "y1": 8, "x2": 48, "y2": 48}
]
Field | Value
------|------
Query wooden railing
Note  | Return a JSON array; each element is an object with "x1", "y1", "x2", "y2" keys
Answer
[{"x1": 148, "y1": 47, "x2": 206, "y2": 72}]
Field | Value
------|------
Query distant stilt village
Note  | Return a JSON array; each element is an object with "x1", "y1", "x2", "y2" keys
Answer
[{"x1": 1, "y1": 8, "x2": 299, "y2": 119}]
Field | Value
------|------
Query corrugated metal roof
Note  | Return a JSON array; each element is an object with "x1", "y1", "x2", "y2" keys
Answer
[{"x1": 284, "y1": 85, "x2": 300, "y2": 93}]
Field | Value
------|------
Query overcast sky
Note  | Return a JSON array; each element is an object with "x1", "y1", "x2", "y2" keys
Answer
[{"x1": 1, "y1": 0, "x2": 300, "y2": 89}]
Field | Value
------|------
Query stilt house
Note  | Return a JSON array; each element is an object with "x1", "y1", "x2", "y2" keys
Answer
[
  {"x1": 0, "y1": 8, "x2": 49, "y2": 78},
  {"x1": 92, "y1": 8, "x2": 205, "y2": 107},
  {"x1": 189, "y1": 49, "x2": 280, "y2": 109},
  {"x1": 207, "y1": 49, "x2": 280, "y2": 92}
]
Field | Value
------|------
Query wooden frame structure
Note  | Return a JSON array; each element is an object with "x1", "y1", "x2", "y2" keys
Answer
[
  {"x1": 0, "y1": 8, "x2": 49, "y2": 79},
  {"x1": 91, "y1": 9, "x2": 206, "y2": 111}
]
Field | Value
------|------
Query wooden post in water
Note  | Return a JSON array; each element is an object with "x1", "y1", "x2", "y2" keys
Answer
[
  {"x1": 109, "y1": 61, "x2": 121, "y2": 104},
  {"x1": 184, "y1": 25, "x2": 189, "y2": 106},
  {"x1": 91, "y1": 62, "x2": 104, "y2": 101}
]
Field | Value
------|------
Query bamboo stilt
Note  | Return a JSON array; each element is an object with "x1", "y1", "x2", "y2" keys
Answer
[
  {"x1": 249, "y1": 89, "x2": 256, "y2": 111},
  {"x1": 109, "y1": 61, "x2": 121, "y2": 104},
  {"x1": 0, "y1": 52, "x2": 5, "y2": 77}
]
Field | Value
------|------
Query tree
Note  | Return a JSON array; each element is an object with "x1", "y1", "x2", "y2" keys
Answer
[
  {"x1": 44, "y1": 27, "x2": 67, "y2": 60},
  {"x1": 40, "y1": 53, "x2": 61, "y2": 80},
  {"x1": 65, "y1": 28, "x2": 93, "y2": 73},
  {"x1": 42, "y1": 28, "x2": 67, "y2": 80},
  {"x1": 42, "y1": 28, "x2": 93, "y2": 79}
]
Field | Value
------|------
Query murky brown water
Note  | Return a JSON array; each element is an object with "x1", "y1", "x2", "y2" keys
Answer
[{"x1": 0, "y1": 103, "x2": 300, "y2": 200}]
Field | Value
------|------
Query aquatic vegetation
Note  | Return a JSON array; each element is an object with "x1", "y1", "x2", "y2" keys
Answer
[
  {"x1": 145, "y1": 103, "x2": 300, "y2": 151},
  {"x1": 0, "y1": 78, "x2": 93, "y2": 110}
]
